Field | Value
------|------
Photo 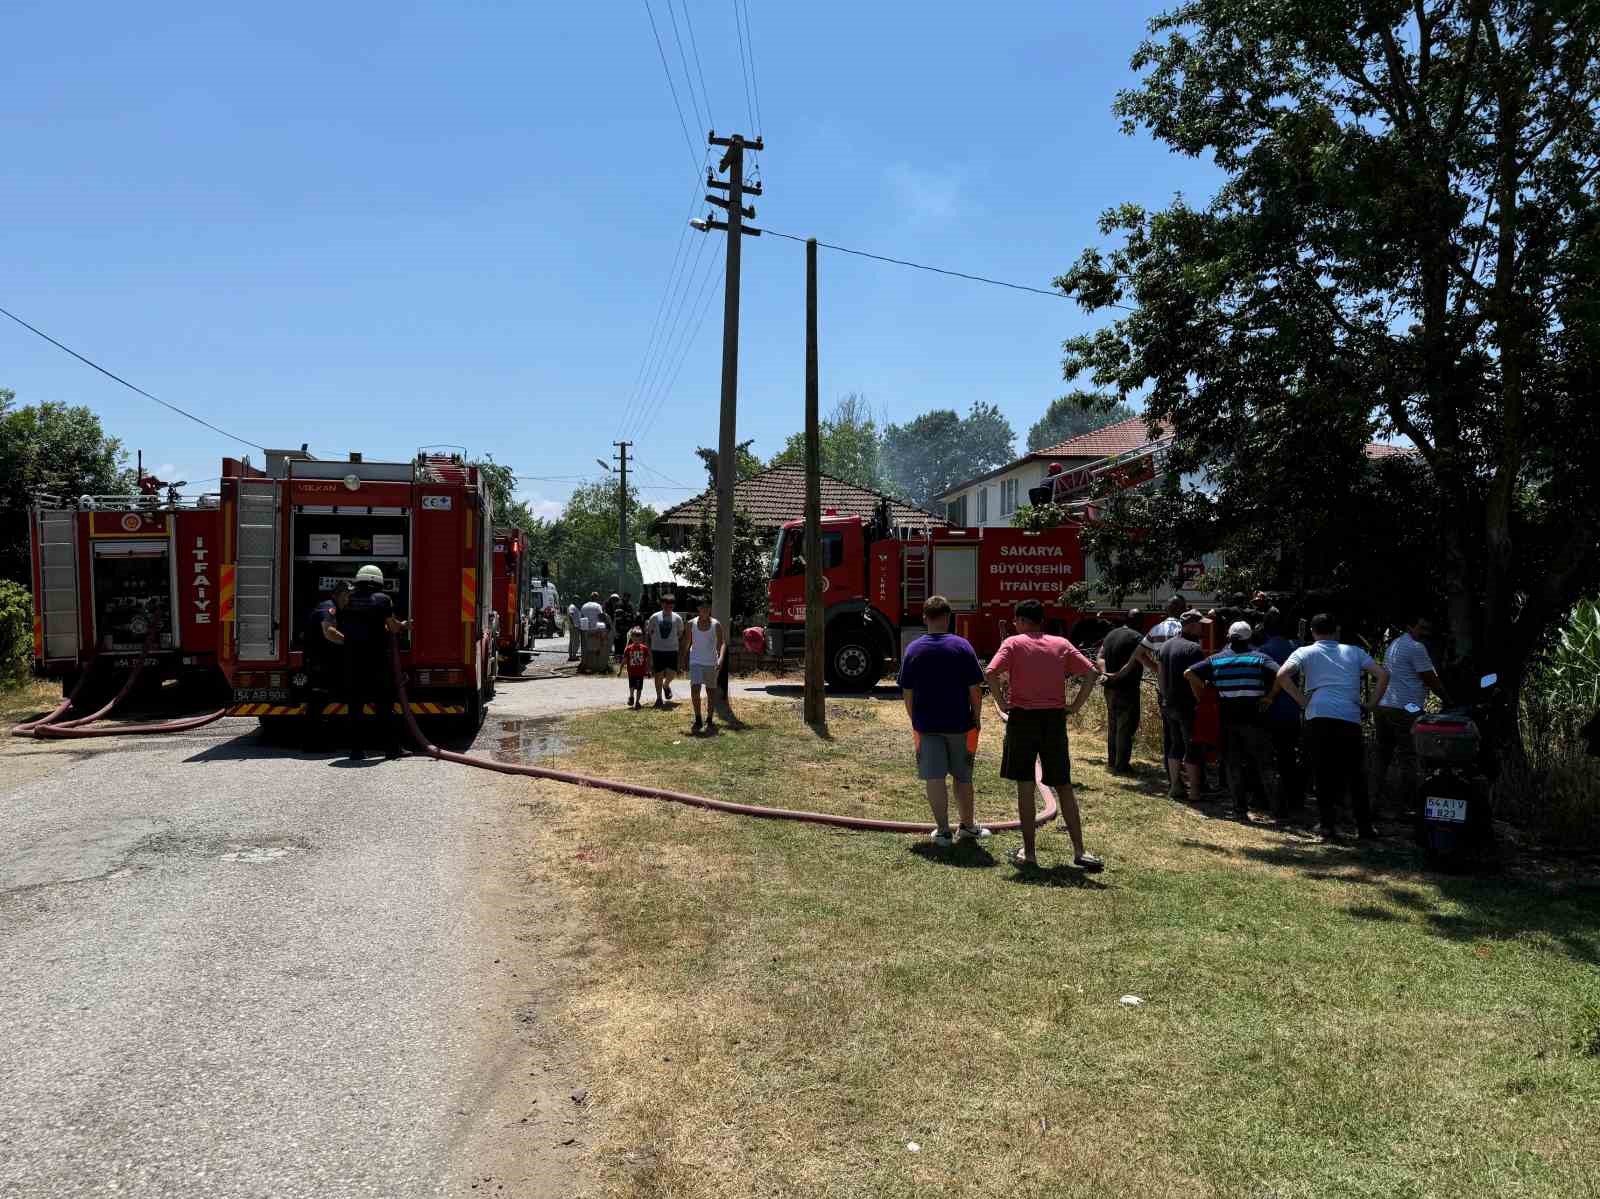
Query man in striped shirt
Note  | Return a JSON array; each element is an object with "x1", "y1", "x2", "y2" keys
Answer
[{"x1": 1185, "y1": 620, "x2": 1280, "y2": 821}]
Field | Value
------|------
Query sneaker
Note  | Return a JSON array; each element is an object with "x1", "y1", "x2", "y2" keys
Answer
[
  {"x1": 1008, "y1": 847, "x2": 1037, "y2": 869},
  {"x1": 955, "y1": 824, "x2": 992, "y2": 841},
  {"x1": 691, "y1": 718, "x2": 703, "y2": 734},
  {"x1": 653, "y1": 699, "x2": 665, "y2": 710},
  {"x1": 665, "y1": 683, "x2": 673, "y2": 699},
  {"x1": 704, "y1": 719, "x2": 717, "y2": 734},
  {"x1": 1073, "y1": 851, "x2": 1105, "y2": 872},
  {"x1": 929, "y1": 827, "x2": 954, "y2": 848}
]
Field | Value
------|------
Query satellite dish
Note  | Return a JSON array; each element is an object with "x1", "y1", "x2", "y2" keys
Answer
[{"x1": 342, "y1": 474, "x2": 361, "y2": 491}]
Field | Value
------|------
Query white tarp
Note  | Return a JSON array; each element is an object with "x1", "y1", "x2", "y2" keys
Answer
[{"x1": 634, "y1": 543, "x2": 693, "y2": 587}]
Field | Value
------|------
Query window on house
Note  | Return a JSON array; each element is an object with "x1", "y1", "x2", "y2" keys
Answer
[
  {"x1": 977, "y1": 486, "x2": 989, "y2": 525},
  {"x1": 999, "y1": 478, "x2": 1019, "y2": 516},
  {"x1": 945, "y1": 495, "x2": 968, "y2": 527}
]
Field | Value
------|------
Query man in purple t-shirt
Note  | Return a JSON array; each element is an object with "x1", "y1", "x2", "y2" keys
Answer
[{"x1": 898, "y1": 594, "x2": 989, "y2": 848}]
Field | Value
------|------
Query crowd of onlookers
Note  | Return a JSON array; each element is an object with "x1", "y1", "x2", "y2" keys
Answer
[
  {"x1": 899, "y1": 591, "x2": 1450, "y2": 871},
  {"x1": 566, "y1": 589, "x2": 729, "y2": 736}
]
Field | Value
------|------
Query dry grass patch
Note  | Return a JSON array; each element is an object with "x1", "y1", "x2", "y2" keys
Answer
[
  {"x1": 0, "y1": 677, "x2": 61, "y2": 731},
  {"x1": 517, "y1": 699, "x2": 1600, "y2": 1199}
]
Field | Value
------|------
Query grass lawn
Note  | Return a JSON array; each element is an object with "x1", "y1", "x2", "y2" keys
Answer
[
  {"x1": 519, "y1": 695, "x2": 1600, "y2": 1198},
  {"x1": 0, "y1": 676, "x2": 62, "y2": 730}
]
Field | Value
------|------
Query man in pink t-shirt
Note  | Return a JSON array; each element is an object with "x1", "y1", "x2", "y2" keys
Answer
[{"x1": 986, "y1": 598, "x2": 1105, "y2": 872}]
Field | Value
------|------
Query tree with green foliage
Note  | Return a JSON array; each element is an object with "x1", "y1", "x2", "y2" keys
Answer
[
  {"x1": 675, "y1": 507, "x2": 771, "y2": 624},
  {"x1": 694, "y1": 440, "x2": 763, "y2": 489},
  {"x1": 0, "y1": 389, "x2": 133, "y2": 583},
  {"x1": 549, "y1": 479, "x2": 657, "y2": 602},
  {"x1": 770, "y1": 393, "x2": 887, "y2": 492},
  {"x1": 1057, "y1": 0, "x2": 1600, "y2": 751},
  {"x1": 881, "y1": 401, "x2": 1016, "y2": 509},
  {"x1": 1026, "y1": 391, "x2": 1136, "y2": 452}
]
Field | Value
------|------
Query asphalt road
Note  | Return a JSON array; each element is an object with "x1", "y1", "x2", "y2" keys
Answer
[
  {"x1": 0, "y1": 676, "x2": 597, "y2": 1199},
  {"x1": 0, "y1": 647, "x2": 820, "y2": 1198}
]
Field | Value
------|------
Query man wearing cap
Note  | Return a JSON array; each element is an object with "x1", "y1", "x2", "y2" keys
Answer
[
  {"x1": 1156, "y1": 609, "x2": 1210, "y2": 801},
  {"x1": 325, "y1": 563, "x2": 412, "y2": 761},
  {"x1": 1185, "y1": 620, "x2": 1280, "y2": 820}
]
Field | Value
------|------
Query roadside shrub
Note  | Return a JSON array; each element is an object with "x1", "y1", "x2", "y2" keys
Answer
[
  {"x1": 1506, "y1": 600, "x2": 1600, "y2": 845},
  {"x1": 0, "y1": 579, "x2": 33, "y2": 684}
]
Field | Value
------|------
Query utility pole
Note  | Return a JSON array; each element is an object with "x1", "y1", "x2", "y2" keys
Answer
[
  {"x1": 613, "y1": 440, "x2": 631, "y2": 598},
  {"x1": 693, "y1": 131, "x2": 763, "y2": 717},
  {"x1": 803, "y1": 237, "x2": 826, "y2": 730}
]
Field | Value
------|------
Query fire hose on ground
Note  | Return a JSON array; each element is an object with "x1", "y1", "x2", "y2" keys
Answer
[
  {"x1": 390, "y1": 641, "x2": 1061, "y2": 833},
  {"x1": 13, "y1": 636, "x2": 227, "y2": 740}
]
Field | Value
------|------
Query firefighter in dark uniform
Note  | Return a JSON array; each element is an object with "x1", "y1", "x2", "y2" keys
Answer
[
  {"x1": 324, "y1": 564, "x2": 412, "y2": 760},
  {"x1": 303, "y1": 580, "x2": 350, "y2": 749}
]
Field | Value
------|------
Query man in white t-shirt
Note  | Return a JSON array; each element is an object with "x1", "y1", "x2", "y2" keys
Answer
[
  {"x1": 645, "y1": 594, "x2": 685, "y2": 709},
  {"x1": 1374, "y1": 615, "x2": 1450, "y2": 814},
  {"x1": 1266, "y1": 612, "x2": 1390, "y2": 840},
  {"x1": 682, "y1": 594, "x2": 727, "y2": 735},
  {"x1": 566, "y1": 602, "x2": 581, "y2": 661}
]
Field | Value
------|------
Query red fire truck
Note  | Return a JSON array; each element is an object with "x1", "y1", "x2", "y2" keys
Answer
[
  {"x1": 28, "y1": 484, "x2": 228, "y2": 702},
  {"x1": 215, "y1": 450, "x2": 498, "y2": 727},
  {"x1": 491, "y1": 526, "x2": 536, "y2": 674},
  {"x1": 766, "y1": 511, "x2": 1142, "y2": 691}
]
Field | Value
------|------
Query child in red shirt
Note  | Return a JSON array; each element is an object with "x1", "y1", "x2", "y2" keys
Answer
[{"x1": 623, "y1": 626, "x2": 650, "y2": 709}]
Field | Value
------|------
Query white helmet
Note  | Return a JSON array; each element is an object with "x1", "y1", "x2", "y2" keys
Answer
[{"x1": 355, "y1": 564, "x2": 385, "y2": 585}]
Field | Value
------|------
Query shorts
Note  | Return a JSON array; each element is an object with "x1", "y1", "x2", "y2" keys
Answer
[
  {"x1": 627, "y1": 673, "x2": 646, "y2": 690},
  {"x1": 1164, "y1": 706, "x2": 1204, "y2": 764},
  {"x1": 1000, "y1": 707, "x2": 1072, "y2": 786},
  {"x1": 915, "y1": 731, "x2": 975, "y2": 784},
  {"x1": 689, "y1": 662, "x2": 717, "y2": 687},
  {"x1": 651, "y1": 650, "x2": 678, "y2": 674}
]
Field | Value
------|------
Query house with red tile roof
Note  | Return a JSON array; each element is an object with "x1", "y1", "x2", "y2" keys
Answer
[
  {"x1": 652, "y1": 462, "x2": 945, "y2": 548},
  {"x1": 932, "y1": 415, "x2": 1171, "y2": 529}
]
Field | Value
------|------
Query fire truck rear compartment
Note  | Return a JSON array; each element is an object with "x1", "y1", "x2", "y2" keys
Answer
[
  {"x1": 289, "y1": 512, "x2": 410, "y2": 646},
  {"x1": 92, "y1": 541, "x2": 173, "y2": 650}
]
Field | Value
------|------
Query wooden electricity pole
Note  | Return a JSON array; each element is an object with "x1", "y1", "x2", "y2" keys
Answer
[
  {"x1": 803, "y1": 237, "x2": 826, "y2": 730},
  {"x1": 613, "y1": 440, "x2": 631, "y2": 599},
  {"x1": 694, "y1": 130, "x2": 763, "y2": 718}
]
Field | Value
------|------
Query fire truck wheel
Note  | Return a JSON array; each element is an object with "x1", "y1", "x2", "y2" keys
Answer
[{"x1": 825, "y1": 631, "x2": 884, "y2": 693}]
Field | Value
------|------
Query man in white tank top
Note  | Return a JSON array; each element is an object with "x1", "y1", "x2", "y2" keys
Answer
[{"x1": 683, "y1": 594, "x2": 727, "y2": 735}]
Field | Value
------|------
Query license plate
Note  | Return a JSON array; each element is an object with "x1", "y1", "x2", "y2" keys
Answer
[
  {"x1": 234, "y1": 688, "x2": 290, "y2": 702},
  {"x1": 1424, "y1": 796, "x2": 1469, "y2": 824}
]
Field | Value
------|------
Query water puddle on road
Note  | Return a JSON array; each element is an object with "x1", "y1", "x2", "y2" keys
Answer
[{"x1": 492, "y1": 717, "x2": 570, "y2": 766}]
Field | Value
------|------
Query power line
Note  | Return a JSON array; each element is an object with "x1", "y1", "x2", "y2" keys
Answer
[
  {"x1": 626, "y1": 222, "x2": 716, "y2": 441},
  {"x1": 627, "y1": 258, "x2": 725, "y2": 443},
  {"x1": 614, "y1": 163, "x2": 710, "y2": 440},
  {"x1": 665, "y1": 0, "x2": 706, "y2": 135},
  {"x1": 632, "y1": 459, "x2": 696, "y2": 490},
  {"x1": 682, "y1": 0, "x2": 715, "y2": 133},
  {"x1": 732, "y1": 0, "x2": 758, "y2": 156},
  {"x1": 642, "y1": 0, "x2": 702, "y2": 175},
  {"x1": 739, "y1": 0, "x2": 764, "y2": 140},
  {"x1": 760, "y1": 231, "x2": 1073, "y2": 301},
  {"x1": 0, "y1": 303, "x2": 271, "y2": 451}
]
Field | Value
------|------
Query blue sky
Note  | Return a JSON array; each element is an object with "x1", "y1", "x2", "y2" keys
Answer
[{"x1": 2, "y1": 1, "x2": 1219, "y2": 520}]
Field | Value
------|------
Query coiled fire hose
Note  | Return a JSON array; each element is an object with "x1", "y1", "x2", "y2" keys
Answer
[{"x1": 390, "y1": 641, "x2": 1060, "y2": 832}]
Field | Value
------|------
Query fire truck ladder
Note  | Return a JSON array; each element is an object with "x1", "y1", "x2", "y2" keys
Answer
[
  {"x1": 1048, "y1": 434, "x2": 1176, "y2": 507},
  {"x1": 902, "y1": 542, "x2": 929, "y2": 612},
  {"x1": 35, "y1": 508, "x2": 80, "y2": 660},
  {"x1": 235, "y1": 478, "x2": 279, "y2": 659}
]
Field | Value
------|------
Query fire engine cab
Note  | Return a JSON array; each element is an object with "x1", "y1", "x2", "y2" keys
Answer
[{"x1": 765, "y1": 510, "x2": 1135, "y2": 692}]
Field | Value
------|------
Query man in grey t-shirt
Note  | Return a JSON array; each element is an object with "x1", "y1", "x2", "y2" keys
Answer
[{"x1": 1373, "y1": 616, "x2": 1450, "y2": 814}]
